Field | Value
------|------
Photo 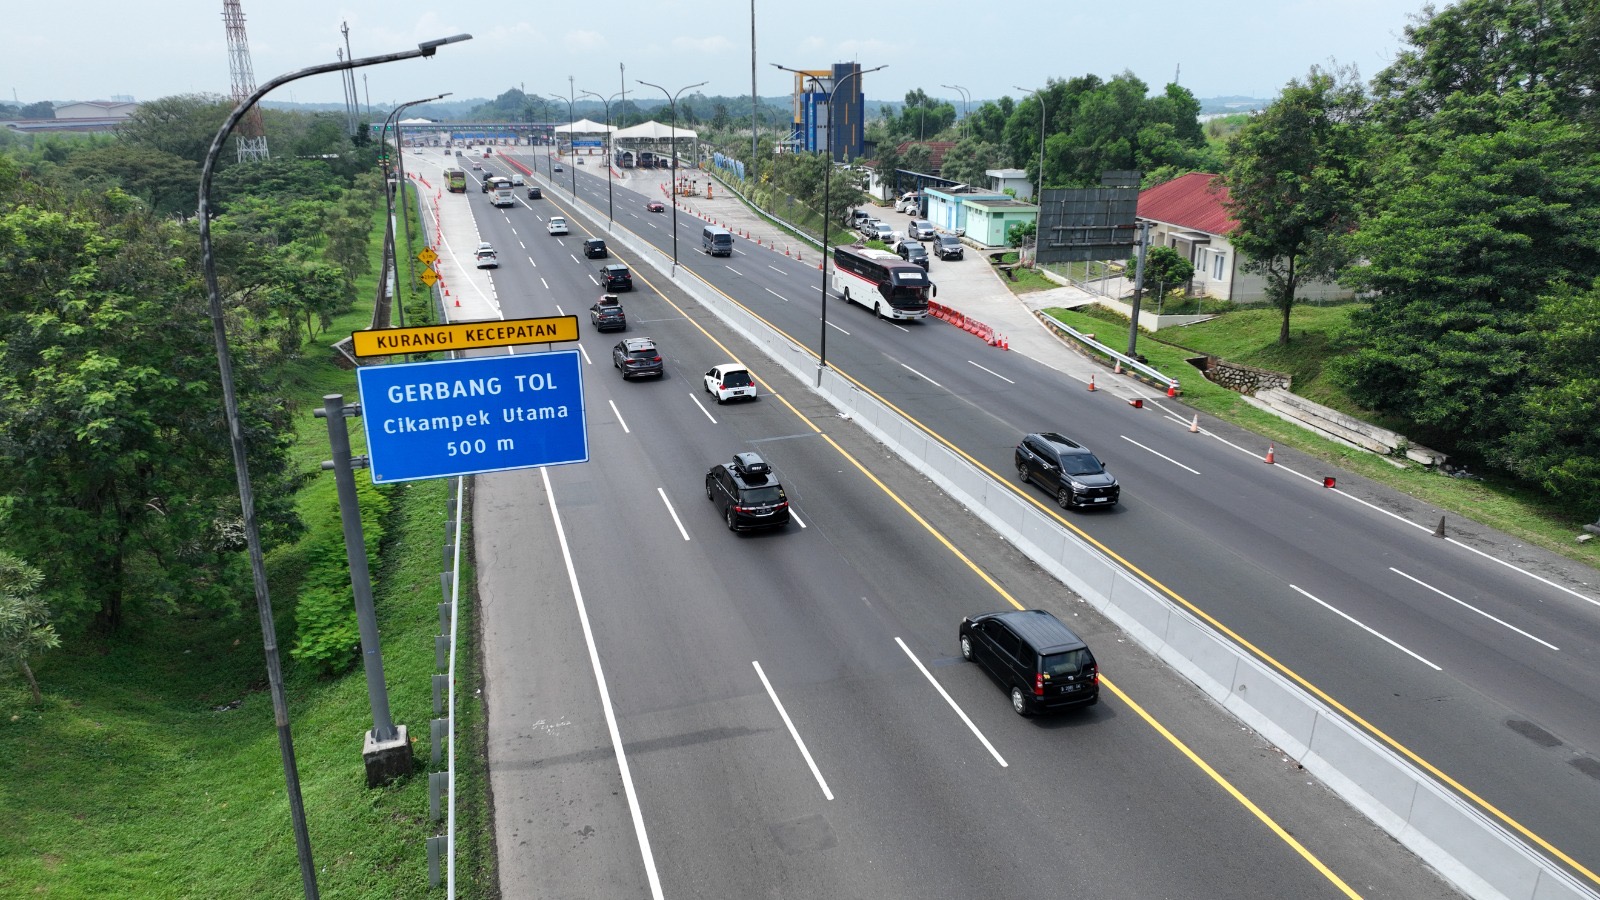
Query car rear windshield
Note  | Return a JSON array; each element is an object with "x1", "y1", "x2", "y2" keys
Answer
[
  {"x1": 740, "y1": 486, "x2": 783, "y2": 504},
  {"x1": 1042, "y1": 649, "x2": 1092, "y2": 677},
  {"x1": 1061, "y1": 455, "x2": 1105, "y2": 476},
  {"x1": 720, "y1": 370, "x2": 752, "y2": 387},
  {"x1": 627, "y1": 349, "x2": 657, "y2": 360}
]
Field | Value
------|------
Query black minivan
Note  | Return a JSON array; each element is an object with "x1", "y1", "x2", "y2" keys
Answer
[{"x1": 960, "y1": 609, "x2": 1099, "y2": 715}]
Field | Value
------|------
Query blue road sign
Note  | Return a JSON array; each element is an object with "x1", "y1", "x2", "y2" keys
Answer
[{"x1": 356, "y1": 351, "x2": 588, "y2": 483}]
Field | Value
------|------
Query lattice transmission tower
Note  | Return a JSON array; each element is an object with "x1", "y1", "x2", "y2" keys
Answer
[{"x1": 222, "y1": 0, "x2": 270, "y2": 162}]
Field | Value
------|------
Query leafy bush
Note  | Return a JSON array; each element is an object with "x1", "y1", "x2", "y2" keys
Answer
[{"x1": 290, "y1": 479, "x2": 391, "y2": 675}]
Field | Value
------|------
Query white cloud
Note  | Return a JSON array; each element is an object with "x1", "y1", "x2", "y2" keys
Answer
[
  {"x1": 563, "y1": 29, "x2": 608, "y2": 51},
  {"x1": 671, "y1": 34, "x2": 733, "y2": 54}
]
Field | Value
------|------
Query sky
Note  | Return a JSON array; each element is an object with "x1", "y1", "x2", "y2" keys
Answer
[{"x1": 9, "y1": 0, "x2": 1440, "y2": 110}]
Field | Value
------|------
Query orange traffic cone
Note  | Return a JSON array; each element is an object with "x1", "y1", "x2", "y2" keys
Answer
[
  {"x1": 1113, "y1": 360, "x2": 1123, "y2": 375},
  {"x1": 1167, "y1": 382, "x2": 1178, "y2": 398},
  {"x1": 1265, "y1": 443, "x2": 1276, "y2": 464},
  {"x1": 1188, "y1": 415, "x2": 1200, "y2": 433},
  {"x1": 1087, "y1": 376, "x2": 1097, "y2": 392}
]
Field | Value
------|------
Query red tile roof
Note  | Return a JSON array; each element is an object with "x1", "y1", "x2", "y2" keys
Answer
[{"x1": 1137, "y1": 172, "x2": 1236, "y2": 236}]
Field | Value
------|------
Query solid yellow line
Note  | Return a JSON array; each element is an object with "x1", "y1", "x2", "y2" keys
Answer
[
  {"x1": 564, "y1": 168, "x2": 1599, "y2": 888},
  {"x1": 1102, "y1": 676, "x2": 1363, "y2": 899}
]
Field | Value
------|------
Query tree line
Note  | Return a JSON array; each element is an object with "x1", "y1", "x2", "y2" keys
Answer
[{"x1": 0, "y1": 95, "x2": 387, "y2": 689}]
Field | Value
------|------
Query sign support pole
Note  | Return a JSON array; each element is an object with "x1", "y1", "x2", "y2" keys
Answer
[{"x1": 317, "y1": 393, "x2": 412, "y2": 786}]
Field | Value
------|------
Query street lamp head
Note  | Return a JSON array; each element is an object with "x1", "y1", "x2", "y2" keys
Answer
[{"x1": 418, "y1": 33, "x2": 472, "y2": 56}]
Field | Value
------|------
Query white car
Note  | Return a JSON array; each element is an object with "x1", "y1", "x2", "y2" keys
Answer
[
  {"x1": 703, "y1": 363, "x2": 757, "y2": 404},
  {"x1": 547, "y1": 217, "x2": 569, "y2": 235},
  {"x1": 474, "y1": 248, "x2": 498, "y2": 269},
  {"x1": 511, "y1": 173, "x2": 525, "y2": 185}
]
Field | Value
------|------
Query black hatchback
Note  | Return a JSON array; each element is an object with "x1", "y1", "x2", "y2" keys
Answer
[
  {"x1": 602, "y1": 264, "x2": 632, "y2": 291},
  {"x1": 706, "y1": 451, "x2": 790, "y2": 532},
  {"x1": 583, "y1": 238, "x2": 608, "y2": 259},
  {"x1": 960, "y1": 609, "x2": 1099, "y2": 715},
  {"x1": 1015, "y1": 432, "x2": 1119, "y2": 509}
]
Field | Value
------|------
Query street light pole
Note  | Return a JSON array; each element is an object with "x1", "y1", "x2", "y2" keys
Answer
[
  {"x1": 547, "y1": 92, "x2": 577, "y2": 198},
  {"x1": 638, "y1": 79, "x2": 707, "y2": 270},
  {"x1": 383, "y1": 92, "x2": 450, "y2": 327},
  {"x1": 196, "y1": 32, "x2": 471, "y2": 900},
  {"x1": 1014, "y1": 84, "x2": 1048, "y2": 202},
  {"x1": 940, "y1": 83, "x2": 970, "y2": 137},
  {"x1": 772, "y1": 62, "x2": 885, "y2": 383},
  {"x1": 579, "y1": 89, "x2": 622, "y2": 228}
]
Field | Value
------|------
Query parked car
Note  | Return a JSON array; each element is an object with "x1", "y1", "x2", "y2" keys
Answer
[
  {"x1": 932, "y1": 233, "x2": 965, "y2": 260},
  {"x1": 602, "y1": 264, "x2": 633, "y2": 292},
  {"x1": 861, "y1": 221, "x2": 894, "y2": 243},
  {"x1": 1015, "y1": 432, "x2": 1120, "y2": 509},
  {"x1": 589, "y1": 294, "x2": 626, "y2": 331},
  {"x1": 474, "y1": 248, "x2": 498, "y2": 269},
  {"x1": 846, "y1": 208, "x2": 872, "y2": 227},
  {"x1": 703, "y1": 363, "x2": 757, "y2": 404},
  {"x1": 527, "y1": 186, "x2": 542, "y2": 199},
  {"x1": 646, "y1": 201, "x2": 666, "y2": 213},
  {"x1": 612, "y1": 337, "x2": 663, "y2": 379},
  {"x1": 896, "y1": 240, "x2": 930, "y2": 270},
  {"x1": 577, "y1": 158, "x2": 585, "y2": 165},
  {"x1": 909, "y1": 220, "x2": 936, "y2": 240},
  {"x1": 547, "y1": 217, "x2": 569, "y2": 235},
  {"x1": 959, "y1": 609, "x2": 1099, "y2": 715},
  {"x1": 583, "y1": 238, "x2": 608, "y2": 259},
  {"x1": 706, "y1": 452, "x2": 790, "y2": 532}
]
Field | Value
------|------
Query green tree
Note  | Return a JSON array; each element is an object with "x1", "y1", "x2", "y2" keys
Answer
[
  {"x1": 938, "y1": 135, "x2": 1005, "y2": 188},
  {"x1": 1223, "y1": 64, "x2": 1368, "y2": 346},
  {"x1": 62, "y1": 144, "x2": 200, "y2": 218},
  {"x1": 115, "y1": 93, "x2": 233, "y2": 168},
  {"x1": 872, "y1": 141, "x2": 904, "y2": 200},
  {"x1": 901, "y1": 144, "x2": 934, "y2": 175},
  {"x1": 0, "y1": 551, "x2": 58, "y2": 704},
  {"x1": 1129, "y1": 246, "x2": 1196, "y2": 309},
  {"x1": 0, "y1": 161, "x2": 299, "y2": 631}
]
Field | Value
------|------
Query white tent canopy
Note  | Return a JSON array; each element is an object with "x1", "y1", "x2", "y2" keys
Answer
[
  {"x1": 551, "y1": 118, "x2": 615, "y2": 134},
  {"x1": 612, "y1": 120, "x2": 698, "y2": 142}
]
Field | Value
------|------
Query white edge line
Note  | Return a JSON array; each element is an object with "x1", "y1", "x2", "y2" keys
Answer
[
  {"x1": 894, "y1": 638, "x2": 1007, "y2": 767},
  {"x1": 577, "y1": 343, "x2": 592, "y2": 365},
  {"x1": 657, "y1": 487, "x2": 691, "y2": 541},
  {"x1": 790, "y1": 509, "x2": 806, "y2": 529},
  {"x1": 541, "y1": 468, "x2": 665, "y2": 898},
  {"x1": 966, "y1": 360, "x2": 1016, "y2": 385},
  {"x1": 690, "y1": 394, "x2": 718, "y2": 423},
  {"x1": 608, "y1": 399, "x2": 630, "y2": 434},
  {"x1": 1443, "y1": 536, "x2": 1600, "y2": 609},
  {"x1": 1291, "y1": 584, "x2": 1441, "y2": 670},
  {"x1": 751, "y1": 660, "x2": 834, "y2": 799},
  {"x1": 1390, "y1": 567, "x2": 1558, "y2": 649},
  {"x1": 1120, "y1": 435, "x2": 1201, "y2": 475}
]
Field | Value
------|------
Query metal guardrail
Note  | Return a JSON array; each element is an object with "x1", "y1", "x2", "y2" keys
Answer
[{"x1": 1035, "y1": 313, "x2": 1180, "y2": 393}]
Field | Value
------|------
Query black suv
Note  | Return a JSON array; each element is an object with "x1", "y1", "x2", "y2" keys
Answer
[
  {"x1": 1015, "y1": 432, "x2": 1119, "y2": 509},
  {"x1": 527, "y1": 185, "x2": 542, "y2": 199},
  {"x1": 589, "y1": 294, "x2": 626, "y2": 331},
  {"x1": 932, "y1": 233, "x2": 964, "y2": 260},
  {"x1": 602, "y1": 263, "x2": 633, "y2": 291},
  {"x1": 896, "y1": 240, "x2": 930, "y2": 270},
  {"x1": 583, "y1": 238, "x2": 608, "y2": 259},
  {"x1": 611, "y1": 337, "x2": 663, "y2": 379},
  {"x1": 960, "y1": 609, "x2": 1099, "y2": 715},
  {"x1": 706, "y1": 452, "x2": 790, "y2": 532}
]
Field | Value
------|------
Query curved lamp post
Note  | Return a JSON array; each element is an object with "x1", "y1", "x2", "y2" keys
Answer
[
  {"x1": 1014, "y1": 84, "x2": 1048, "y2": 201},
  {"x1": 940, "y1": 83, "x2": 970, "y2": 137},
  {"x1": 772, "y1": 62, "x2": 884, "y2": 382},
  {"x1": 579, "y1": 89, "x2": 623, "y2": 228},
  {"x1": 637, "y1": 79, "x2": 707, "y2": 270},
  {"x1": 547, "y1": 91, "x2": 577, "y2": 198},
  {"x1": 380, "y1": 91, "x2": 450, "y2": 326},
  {"x1": 197, "y1": 33, "x2": 471, "y2": 899}
]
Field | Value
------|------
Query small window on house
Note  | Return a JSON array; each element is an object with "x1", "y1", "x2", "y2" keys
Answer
[{"x1": 1213, "y1": 254, "x2": 1226, "y2": 280}]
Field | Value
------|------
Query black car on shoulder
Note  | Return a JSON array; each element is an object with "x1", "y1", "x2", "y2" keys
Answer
[
  {"x1": 1015, "y1": 432, "x2": 1119, "y2": 509},
  {"x1": 612, "y1": 337, "x2": 663, "y2": 379},
  {"x1": 960, "y1": 609, "x2": 1099, "y2": 715},
  {"x1": 584, "y1": 238, "x2": 608, "y2": 259},
  {"x1": 706, "y1": 452, "x2": 790, "y2": 532},
  {"x1": 589, "y1": 294, "x2": 626, "y2": 331},
  {"x1": 602, "y1": 263, "x2": 633, "y2": 292}
]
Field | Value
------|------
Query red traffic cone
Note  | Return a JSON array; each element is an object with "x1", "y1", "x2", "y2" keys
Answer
[
  {"x1": 1188, "y1": 415, "x2": 1200, "y2": 433},
  {"x1": 1087, "y1": 376, "x2": 1097, "y2": 392},
  {"x1": 1265, "y1": 443, "x2": 1276, "y2": 464},
  {"x1": 1129, "y1": 397, "x2": 1144, "y2": 409},
  {"x1": 1167, "y1": 381, "x2": 1178, "y2": 398}
]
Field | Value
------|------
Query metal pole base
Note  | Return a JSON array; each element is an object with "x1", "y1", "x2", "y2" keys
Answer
[{"x1": 363, "y1": 723, "x2": 414, "y2": 787}]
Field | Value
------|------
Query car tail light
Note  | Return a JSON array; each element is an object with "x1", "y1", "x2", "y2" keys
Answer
[
  {"x1": 652, "y1": 356, "x2": 661, "y2": 362},
  {"x1": 1089, "y1": 663, "x2": 1099, "y2": 684},
  {"x1": 1034, "y1": 672, "x2": 1045, "y2": 697}
]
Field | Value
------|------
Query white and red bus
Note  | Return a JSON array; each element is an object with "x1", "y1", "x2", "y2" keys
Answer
[{"x1": 830, "y1": 244, "x2": 936, "y2": 320}]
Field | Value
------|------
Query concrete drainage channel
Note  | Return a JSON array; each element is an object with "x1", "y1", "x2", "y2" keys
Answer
[{"x1": 537, "y1": 169, "x2": 1597, "y2": 900}]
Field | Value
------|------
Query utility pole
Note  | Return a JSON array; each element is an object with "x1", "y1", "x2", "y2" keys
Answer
[
  {"x1": 1127, "y1": 221, "x2": 1151, "y2": 358},
  {"x1": 750, "y1": 0, "x2": 758, "y2": 184}
]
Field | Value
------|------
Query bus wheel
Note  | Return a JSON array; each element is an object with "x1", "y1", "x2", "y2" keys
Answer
[
  {"x1": 875, "y1": 302, "x2": 885, "y2": 320},
  {"x1": 841, "y1": 288, "x2": 851, "y2": 306}
]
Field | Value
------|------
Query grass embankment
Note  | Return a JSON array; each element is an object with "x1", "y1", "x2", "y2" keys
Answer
[
  {"x1": 1037, "y1": 302, "x2": 1600, "y2": 568},
  {"x1": 0, "y1": 196, "x2": 495, "y2": 898}
]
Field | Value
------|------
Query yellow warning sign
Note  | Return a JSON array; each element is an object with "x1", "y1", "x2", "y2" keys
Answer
[
  {"x1": 417, "y1": 247, "x2": 438, "y2": 265},
  {"x1": 418, "y1": 267, "x2": 439, "y2": 286},
  {"x1": 351, "y1": 316, "x2": 579, "y2": 357}
]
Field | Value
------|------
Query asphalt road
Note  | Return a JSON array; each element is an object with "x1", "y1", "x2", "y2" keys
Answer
[
  {"x1": 436, "y1": 149, "x2": 1463, "y2": 899},
  {"x1": 463, "y1": 145, "x2": 1600, "y2": 892}
]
